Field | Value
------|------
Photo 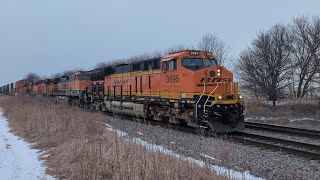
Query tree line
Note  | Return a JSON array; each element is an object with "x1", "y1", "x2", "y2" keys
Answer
[
  {"x1": 236, "y1": 15, "x2": 320, "y2": 106},
  {"x1": 94, "y1": 34, "x2": 230, "y2": 68},
  {"x1": 23, "y1": 15, "x2": 320, "y2": 107},
  {"x1": 25, "y1": 33, "x2": 230, "y2": 81}
]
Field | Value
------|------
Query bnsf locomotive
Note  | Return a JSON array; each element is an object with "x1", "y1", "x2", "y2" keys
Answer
[{"x1": 0, "y1": 50, "x2": 245, "y2": 132}]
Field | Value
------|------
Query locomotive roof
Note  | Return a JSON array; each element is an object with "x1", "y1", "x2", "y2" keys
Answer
[
  {"x1": 84, "y1": 57, "x2": 161, "y2": 78},
  {"x1": 84, "y1": 67, "x2": 109, "y2": 77},
  {"x1": 161, "y1": 52, "x2": 185, "y2": 61}
]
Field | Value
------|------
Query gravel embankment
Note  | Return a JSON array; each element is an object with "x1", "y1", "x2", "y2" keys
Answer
[{"x1": 102, "y1": 115, "x2": 320, "y2": 180}]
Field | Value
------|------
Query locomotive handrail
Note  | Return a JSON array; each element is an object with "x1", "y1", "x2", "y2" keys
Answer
[
  {"x1": 203, "y1": 82, "x2": 221, "y2": 114},
  {"x1": 195, "y1": 82, "x2": 206, "y2": 118}
]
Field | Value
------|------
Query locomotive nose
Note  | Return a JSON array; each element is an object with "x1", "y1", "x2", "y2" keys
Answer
[{"x1": 196, "y1": 66, "x2": 230, "y2": 85}]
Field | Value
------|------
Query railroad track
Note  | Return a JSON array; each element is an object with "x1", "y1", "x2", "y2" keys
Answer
[
  {"x1": 90, "y1": 110, "x2": 320, "y2": 160},
  {"x1": 231, "y1": 131, "x2": 320, "y2": 160},
  {"x1": 129, "y1": 118, "x2": 320, "y2": 160},
  {"x1": 4, "y1": 94, "x2": 320, "y2": 162},
  {"x1": 245, "y1": 121, "x2": 320, "y2": 139},
  {"x1": 22, "y1": 95, "x2": 320, "y2": 160}
]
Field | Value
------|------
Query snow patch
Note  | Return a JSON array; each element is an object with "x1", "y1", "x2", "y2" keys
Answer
[
  {"x1": 105, "y1": 123, "x2": 112, "y2": 128},
  {"x1": 41, "y1": 154, "x2": 50, "y2": 159},
  {"x1": 289, "y1": 118, "x2": 319, "y2": 122},
  {"x1": 200, "y1": 153, "x2": 220, "y2": 161},
  {"x1": 245, "y1": 116, "x2": 277, "y2": 121},
  {"x1": 105, "y1": 124, "x2": 128, "y2": 137},
  {"x1": 105, "y1": 123, "x2": 263, "y2": 180},
  {"x1": 246, "y1": 116, "x2": 320, "y2": 122},
  {"x1": 132, "y1": 137, "x2": 263, "y2": 180},
  {"x1": 261, "y1": 100, "x2": 291, "y2": 106},
  {"x1": 0, "y1": 109, "x2": 54, "y2": 180}
]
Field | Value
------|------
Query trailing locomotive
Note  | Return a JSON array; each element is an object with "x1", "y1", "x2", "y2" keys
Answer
[
  {"x1": 1, "y1": 50, "x2": 245, "y2": 133},
  {"x1": 0, "y1": 82, "x2": 15, "y2": 96}
]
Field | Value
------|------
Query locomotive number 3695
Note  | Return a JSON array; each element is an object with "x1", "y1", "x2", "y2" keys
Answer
[{"x1": 166, "y1": 75, "x2": 179, "y2": 83}]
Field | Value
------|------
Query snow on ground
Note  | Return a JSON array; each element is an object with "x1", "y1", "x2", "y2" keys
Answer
[
  {"x1": 0, "y1": 109, "x2": 53, "y2": 180},
  {"x1": 105, "y1": 123, "x2": 263, "y2": 180},
  {"x1": 136, "y1": 132, "x2": 143, "y2": 136},
  {"x1": 245, "y1": 116, "x2": 277, "y2": 121},
  {"x1": 288, "y1": 117, "x2": 319, "y2": 122},
  {"x1": 261, "y1": 100, "x2": 290, "y2": 106},
  {"x1": 246, "y1": 116, "x2": 319, "y2": 122}
]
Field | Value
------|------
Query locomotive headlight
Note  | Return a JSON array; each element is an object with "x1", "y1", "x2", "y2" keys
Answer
[
  {"x1": 210, "y1": 71, "x2": 215, "y2": 77},
  {"x1": 239, "y1": 95, "x2": 243, "y2": 100},
  {"x1": 190, "y1": 51, "x2": 199, "y2": 56},
  {"x1": 217, "y1": 72, "x2": 221, "y2": 76},
  {"x1": 217, "y1": 68, "x2": 221, "y2": 73},
  {"x1": 218, "y1": 95, "x2": 223, "y2": 100}
]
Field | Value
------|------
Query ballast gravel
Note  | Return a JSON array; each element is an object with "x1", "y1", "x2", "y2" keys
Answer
[{"x1": 104, "y1": 116, "x2": 320, "y2": 180}]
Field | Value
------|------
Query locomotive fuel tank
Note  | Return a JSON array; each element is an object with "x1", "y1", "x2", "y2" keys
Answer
[{"x1": 105, "y1": 100, "x2": 146, "y2": 118}]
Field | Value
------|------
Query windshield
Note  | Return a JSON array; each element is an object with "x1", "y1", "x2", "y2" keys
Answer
[
  {"x1": 79, "y1": 74, "x2": 90, "y2": 81},
  {"x1": 182, "y1": 58, "x2": 204, "y2": 71},
  {"x1": 205, "y1": 59, "x2": 218, "y2": 67}
]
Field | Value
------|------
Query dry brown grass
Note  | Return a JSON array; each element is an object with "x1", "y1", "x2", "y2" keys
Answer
[
  {"x1": 0, "y1": 95, "x2": 228, "y2": 180},
  {"x1": 246, "y1": 98, "x2": 320, "y2": 118}
]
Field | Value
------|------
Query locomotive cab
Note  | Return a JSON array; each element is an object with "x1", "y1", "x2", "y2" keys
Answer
[{"x1": 160, "y1": 50, "x2": 245, "y2": 132}]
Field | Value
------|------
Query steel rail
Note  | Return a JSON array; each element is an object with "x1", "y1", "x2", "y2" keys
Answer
[
  {"x1": 245, "y1": 121, "x2": 320, "y2": 139},
  {"x1": 232, "y1": 132, "x2": 320, "y2": 160}
]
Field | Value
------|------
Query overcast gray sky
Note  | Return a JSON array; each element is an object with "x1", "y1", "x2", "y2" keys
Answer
[{"x1": 1, "y1": 0, "x2": 320, "y2": 85}]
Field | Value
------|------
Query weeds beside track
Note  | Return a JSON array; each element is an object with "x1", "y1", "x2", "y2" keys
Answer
[{"x1": 0, "y1": 96, "x2": 227, "y2": 180}]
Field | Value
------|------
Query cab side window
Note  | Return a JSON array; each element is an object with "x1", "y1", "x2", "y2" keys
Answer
[
  {"x1": 143, "y1": 62, "x2": 149, "y2": 70},
  {"x1": 168, "y1": 59, "x2": 177, "y2": 70},
  {"x1": 162, "y1": 61, "x2": 167, "y2": 71},
  {"x1": 152, "y1": 59, "x2": 160, "y2": 69},
  {"x1": 162, "y1": 59, "x2": 177, "y2": 71},
  {"x1": 132, "y1": 63, "x2": 140, "y2": 71}
]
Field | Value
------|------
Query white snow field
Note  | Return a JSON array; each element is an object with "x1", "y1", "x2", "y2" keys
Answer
[{"x1": 0, "y1": 109, "x2": 53, "y2": 180}]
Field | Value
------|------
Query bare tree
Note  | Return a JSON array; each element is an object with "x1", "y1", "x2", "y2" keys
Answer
[
  {"x1": 164, "y1": 44, "x2": 187, "y2": 54},
  {"x1": 95, "y1": 51, "x2": 163, "y2": 69},
  {"x1": 127, "y1": 51, "x2": 162, "y2": 63},
  {"x1": 25, "y1": 72, "x2": 41, "y2": 82},
  {"x1": 290, "y1": 16, "x2": 320, "y2": 97},
  {"x1": 198, "y1": 33, "x2": 230, "y2": 65},
  {"x1": 50, "y1": 68, "x2": 84, "y2": 79},
  {"x1": 95, "y1": 62, "x2": 111, "y2": 68},
  {"x1": 51, "y1": 73, "x2": 63, "y2": 79},
  {"x1": 236, "y1": 24, "x2": 293, "y2": 106},
  {"x1": 62, "y1": 69, "x2": 84, "y2": 76}
]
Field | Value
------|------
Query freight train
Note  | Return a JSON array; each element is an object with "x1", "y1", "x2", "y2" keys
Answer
[{"x1": 0, "y1": 50, "x2": 245, "y2": 132}]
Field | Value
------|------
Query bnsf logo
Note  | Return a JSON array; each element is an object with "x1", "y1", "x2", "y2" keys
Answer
[
  {"x1": 200, "y1": 78, "x2": 232, "y2": 83},
  {"x1": 114, "y1": 80, "x2": 129, "y2": 85}
]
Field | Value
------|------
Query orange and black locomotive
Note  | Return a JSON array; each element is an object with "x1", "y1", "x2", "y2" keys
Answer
[{"x1": 1, "y1": 50, "x2": 245, "y2": 133}]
